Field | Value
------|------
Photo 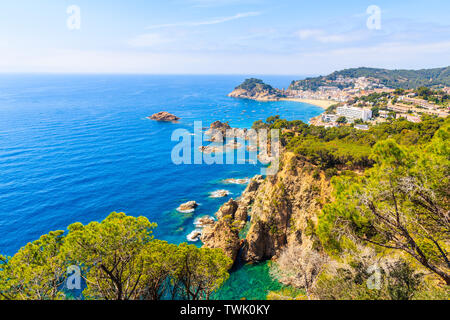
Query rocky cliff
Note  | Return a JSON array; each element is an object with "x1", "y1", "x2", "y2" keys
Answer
[
  {"x1": 202, "y1": 152, "x2": 333, "y2": 264},
  {"x1": 201, "y1": 175, "x2": 264, "y2": 261},
  {"x1": 228, "y1": 78, "x2": 284, "y2": 101},
  {"x1": 242, "y1": 152, "x2": 332, "y2": 262}
]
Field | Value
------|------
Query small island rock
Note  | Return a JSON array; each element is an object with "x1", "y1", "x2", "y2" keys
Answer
[{"x1": 148, "y1": 112, "x2": 180, "y2": 122}]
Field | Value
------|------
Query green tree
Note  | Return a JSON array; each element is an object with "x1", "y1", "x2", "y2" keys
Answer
[
  {"x1": 1, "y1": 212, "x2": 232, "y2": 300},
  {"x1": 0, "y1": 231, "x2": 66, "y2": 300},
  {"x1": 62, "y1": 212, "x2": 157, "y2": 300},
  {"x1": 175, "y1": 244, "x2": 232, "y2": 300},
  {"x1": 318, "y1": 123, "x2": 450, "y2": 285},
  {"x1": 336, "y1": 116, "x2": 347, "y2": 124}
]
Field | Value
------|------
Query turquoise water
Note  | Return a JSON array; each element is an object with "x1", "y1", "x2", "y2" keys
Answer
[
  {"x1": 0, "y1": 74, "x2": 322, "y2": 299},
  {"x1": 213, "y1": 262, "x2": 284, "y2": 300}
]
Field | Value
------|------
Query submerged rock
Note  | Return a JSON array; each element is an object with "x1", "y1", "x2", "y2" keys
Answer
[
  {"x1": 187, "y1": 229, "x2": 203, "y2": 242},
  {"x1": 148, "y1": 112, "x2": 180, "y2": 122},
  {"x1": 222, "y1": 178, "x2": 250, "y2": 185},
  {"x1": 194, "y1": 216, "x2": 216, "y2": 228},
  {"x1": 209, "y1": 190, "x2": 230, "y2": 198}
]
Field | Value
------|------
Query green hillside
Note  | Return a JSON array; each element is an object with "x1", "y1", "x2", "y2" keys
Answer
[{"x1": 289, "y1": 66, "x2": 450, "y2": 90}]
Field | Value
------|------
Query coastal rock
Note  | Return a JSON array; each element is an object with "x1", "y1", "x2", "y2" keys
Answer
[
  {"x1": 210, "y1": 120, "x2": 231, "y2": 132},
  {"x1": 205, "y1": 121, "x2": 248, "y2": 140},
  {"x1": 225, "y1": 141, "x2": 243, "y2": 150},
  {"x1": 245, "y1": 175, "x2": 264, "y2": 193},
  {"x1": 228, "y1": 78, "x2": 285, "y2": 101},
  {"x1": 205, "y1": 132, "x2": 224, "y2": 142},
  {"x1": 200, "y1": 219, "x2": 241, "y2": 261},
  {"x1": 222, "y1": 178, "x2": 250, "y2": 185},
  {"x1": 201, "y1": 175, "x2": 265, "y2": 262},
  {"x1": 200, "y1": 198, "x2": 242, "y2": 261},
  {"x1": 209, "y1": 189, "x2": 230, "y2": 198},
  {"x1": 177, "y1": 201, "x2": 198, "y2": 213},
  {"x1": 187, "y1": 229, "x2": 203, "y2": 242},
  {"x1": 216, "y1": 199, "x2": 239, "y2": 220},
  {"x1": 198, "y1": 145, "x2": 222, "y2": 154},
  {"x1": 241, "y1": 152, "x2": 332, "y2": 262},
  {"x1": 148, "y1": 112, "x2": 180, "y2": 122},
  {"x1": 194, "y1": 216, "x2": 216, "y2": 228}
]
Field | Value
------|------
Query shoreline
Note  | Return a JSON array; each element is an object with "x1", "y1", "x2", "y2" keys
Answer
[{"x1": 280, "y1": 98, "x2": 336, "y2": 109}]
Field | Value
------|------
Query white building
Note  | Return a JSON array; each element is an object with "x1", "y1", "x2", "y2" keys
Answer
[
  {"x1": 336, "y1": 106, "x2": 373, "y2": 121},
  {"x1": 322, "y1": 114, "x2": 339, "y2": 123},
  {"x1": 354, "y1": 124, "x2": 370, "y2": 131}
]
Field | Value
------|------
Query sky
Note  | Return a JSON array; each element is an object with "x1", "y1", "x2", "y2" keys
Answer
[{"x1": 0, "y1": 0, "x2": 449, "y2": 75}]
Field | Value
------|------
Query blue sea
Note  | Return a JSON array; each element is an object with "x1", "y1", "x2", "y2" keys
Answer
[{"x1": 0, "y1": 74, "x2": 322, "y2": 299}]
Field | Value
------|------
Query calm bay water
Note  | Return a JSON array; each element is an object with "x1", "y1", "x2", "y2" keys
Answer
[{"x1": 0, "y1": 74, "x2": 322, "y2": 299}]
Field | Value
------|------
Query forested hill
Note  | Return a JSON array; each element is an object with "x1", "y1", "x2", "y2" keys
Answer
[{"x1": 289, "y1": 66, "x2": 450, "y2": 90}]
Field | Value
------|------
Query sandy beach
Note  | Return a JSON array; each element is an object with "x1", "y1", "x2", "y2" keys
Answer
[{"x1": 281, "y1": 98, "x2": 336, "y2": 109}]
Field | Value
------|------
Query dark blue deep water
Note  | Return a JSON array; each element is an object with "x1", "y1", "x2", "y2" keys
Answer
[{"x1": 0, "y1": 74, "x2": 321, "y2": 299}]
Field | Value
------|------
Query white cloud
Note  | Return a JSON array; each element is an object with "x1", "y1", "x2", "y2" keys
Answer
[{"x1": 146, "y1": 11, "x2": 261, "y2": 30}]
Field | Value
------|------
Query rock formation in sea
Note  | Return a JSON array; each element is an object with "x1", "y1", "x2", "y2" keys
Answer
[
  {"x1": 228, "y1": 78, "x2": 285, "y2": 101},
  {"x1": 209, "y1": 190, "x2": 231, "y2": 198},
  {"x1": 204, "y1": 121, "x2": 249, "y2": 140},
  {"x1": 208, "y1": 120, "x2": 231, "y2": 133},
  {"x1": 187, "y1": 229, "x2": 202, "y2": 242},
  {"x1": 177, "y1": 201, "x2": 199, "y2": 213},
  {"x1": 198, "y1": 145, "x2": 223, "y2": 154},
  {"x1": 148, "y1": 111, "x2": 180, "y2": 122},
  {"x1": 222, "y1": 178, "x2": 250, "y2": 185},
  {"x1": 194, "y1": 216, "x2": 216, "y2": 228},
  {"x1": 201, "y1": 175, "x2": 264, "y2": 261}
]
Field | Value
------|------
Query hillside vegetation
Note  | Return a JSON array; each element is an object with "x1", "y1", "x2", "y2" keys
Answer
[{"x1": 289, "y1": 66, "x2": 450, "y2": 90}]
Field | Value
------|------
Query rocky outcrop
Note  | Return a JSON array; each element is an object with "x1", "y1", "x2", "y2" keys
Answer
[
  {"x1": 201, "y1": 175, "x2": 264, "y2": 261},
  {"x1": 177, "y1": 201, "x2": 198, "y2": 212},
  {"x1": 200, "y1": 200, "x2": 241, "y2": 261},
  {"x1": 228, "y1": 78, "x2": 285, "y2": 101},
  {"x1": 201, "y1": 153, "x2": 332, "y2": 264},
  {"x1": 148, "y1": 112, "x2": 180, "y2": 122},
  {"x1": 209, "y1": 190, "x2": 230, "y2": 198},
  {"x1": 205, "y1": 121, "x2": 248, "y2": 139},
  {"x1": 194, "y1": 216, "x2": 215, "y2": 228},
  {"x1": 209, "y1": 121, "x2": 231, "y2": 133},
  {"x1": 198, "y1": 145, "x2": 222, "y2": 154},
  {"x1": 222, "y1": 178, "x2": 250, "y2": 185},
  {"x1": 242, "y1": 152, "x2": 332, "y2": 262}
]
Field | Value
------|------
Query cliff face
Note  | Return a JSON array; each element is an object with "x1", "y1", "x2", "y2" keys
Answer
[
  {"x1": 201, "y1": 176, "x2": 265, "y2": 261},
  {"x1": 228, "y1": 78, "x2": 284, "y2": 101},
  {"x1": 202, "y1": 152, "x2": 333, "y2": 264},
  {"x1": 242, "y1": 152, "x2": 332, "y2": 262}
]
